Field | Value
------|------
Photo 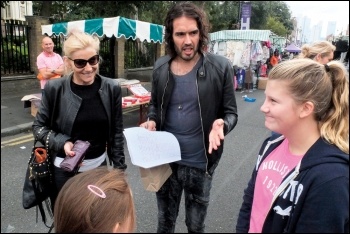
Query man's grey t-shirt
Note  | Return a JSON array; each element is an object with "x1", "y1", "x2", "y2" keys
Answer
[{"x1": 164, "y1": 57, "x2": 206, "y2": 170}]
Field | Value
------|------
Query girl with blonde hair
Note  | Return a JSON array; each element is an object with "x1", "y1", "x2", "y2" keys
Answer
[{"x1": 237, "y1": 58, "x2": 349, "y2": 233}]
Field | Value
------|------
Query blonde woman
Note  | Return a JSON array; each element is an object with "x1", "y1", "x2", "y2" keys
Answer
[
  {"x1": 298, "y1": 40, "x2": 336, "y2": 64},
  {"x1": 32, "y1": 29, "x2": 126, "y2": 205}
]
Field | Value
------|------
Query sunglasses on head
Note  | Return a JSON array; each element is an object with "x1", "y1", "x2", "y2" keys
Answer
[{"x1": 68, "y1": 54, "x2": 100, "y2": 68}]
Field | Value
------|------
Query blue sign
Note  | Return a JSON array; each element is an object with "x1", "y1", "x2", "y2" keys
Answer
[{"x1": 240, "y1": 2, "x2": 251, "y2": 30}]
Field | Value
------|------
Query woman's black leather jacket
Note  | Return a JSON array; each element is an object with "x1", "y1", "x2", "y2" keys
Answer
[{"x1": 32, "y1": 74, "x2": 126, "y2": 169}]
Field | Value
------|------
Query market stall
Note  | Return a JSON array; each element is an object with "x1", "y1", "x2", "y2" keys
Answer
[
  {"x1": 284, "y1": 43, "x2": 301, "y2": 53},
  {"x1": 270, "y1": 34, "x2": 288, "y2": 49},
  {"x1": 209, "y1": 30, "x2": 273, "y2": 90},
  {"x1": 209, "y1": 29, "x2": 271, "y2": 67}
]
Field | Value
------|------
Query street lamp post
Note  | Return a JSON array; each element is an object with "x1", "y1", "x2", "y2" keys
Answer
[
  {"x1": 297, "y1": 28, "x2": 302, "y2": 46},
  {"x1": 238, "y1": 1, "x2": 241, "y2": 23}
]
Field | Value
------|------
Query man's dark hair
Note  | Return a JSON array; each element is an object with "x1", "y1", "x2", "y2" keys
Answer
[{"x1": 163, "y1": 2, "x2": 210, "y2": 58}]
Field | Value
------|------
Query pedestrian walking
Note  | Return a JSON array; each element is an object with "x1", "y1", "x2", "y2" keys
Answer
[
  {"x1": 269, "y1": 50, "x2": 279, "y2": 67},
  {"x1": 245, "y1": 65, "x2": 254, "y2": 93}
]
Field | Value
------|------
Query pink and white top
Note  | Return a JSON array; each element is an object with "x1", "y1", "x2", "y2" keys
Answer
[
  {"x1": 36, "y1": 52, "x2": 63, "y2": 89},
  {"x1": 249, "y1": 139, "x2": 303, "y2": 233}
]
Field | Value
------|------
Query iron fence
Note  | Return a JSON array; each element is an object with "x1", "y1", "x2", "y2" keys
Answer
[
  {"x1": 125, "y1": 38, "x2": 157, "y2": 69},
  {"x1": 99, "y1": 36, "x2": 115, "y2": 78},
  {"x1": 1, "y1": 20, "x2": 32, "y2": 76}
]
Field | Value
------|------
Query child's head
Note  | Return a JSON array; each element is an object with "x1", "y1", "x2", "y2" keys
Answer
[{"x1": 54, "y1": 167, "x2": 136, "y2": 233}]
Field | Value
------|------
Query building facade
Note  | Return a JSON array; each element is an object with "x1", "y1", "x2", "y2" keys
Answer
[{"x1": 1, "y1": 1, "x2": 33, "y2": 21}]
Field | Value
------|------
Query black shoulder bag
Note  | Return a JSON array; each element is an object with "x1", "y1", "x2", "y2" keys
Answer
[{"x1": 22, "y1": 127, "x2": 56, "y2": 230}]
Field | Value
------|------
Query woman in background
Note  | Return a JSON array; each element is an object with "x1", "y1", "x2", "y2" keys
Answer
[{"x1": 298, "y1": 40, "x2": 335, "y2": 64}]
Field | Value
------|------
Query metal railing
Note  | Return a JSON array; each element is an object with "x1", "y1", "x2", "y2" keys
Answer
[
  {"x1": 125, "y1": 38, "x2": 156, "y2": 69},
  {"x1": 1, "y1": 20, "x2": 32, "y2": 76}
]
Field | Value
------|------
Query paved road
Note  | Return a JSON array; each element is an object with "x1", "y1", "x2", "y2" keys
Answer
[{"x1": 1, "y1": 89, "x2": 270, "y2": 233}]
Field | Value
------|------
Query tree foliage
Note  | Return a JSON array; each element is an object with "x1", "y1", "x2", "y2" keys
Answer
[
  {"x1": 31, "y1": 1, "x2": 294, "y2": 37},
  {"x1": 266, "y1": 16, "x2": 288, "y2": 37},
  {"x1": 204, "y1": 1, "x2": 241, "y2": 32},
  {"x1": 266, "y1": 1, "x2": 293, "y2": 31}
]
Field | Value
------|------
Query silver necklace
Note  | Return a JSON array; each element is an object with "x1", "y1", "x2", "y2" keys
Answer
[{"x1": 175, "y1": 55, "x2": 200, "y2": 110}]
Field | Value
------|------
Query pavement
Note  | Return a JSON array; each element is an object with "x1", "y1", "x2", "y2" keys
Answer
[
  {"x1": 1, "y1": 82, "x2": 153, "y2": 138},
  {"x1": 1, "y1": 87, "x2": 40, "y2": 138}
]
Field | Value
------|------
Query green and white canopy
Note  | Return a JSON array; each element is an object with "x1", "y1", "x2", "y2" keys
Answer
[
  {"x1": 210, "y1": 30, "x2": 271, "y2": 42},
  {"x1": 41, "y1": 16, "x2": 164, "y2": 43}
]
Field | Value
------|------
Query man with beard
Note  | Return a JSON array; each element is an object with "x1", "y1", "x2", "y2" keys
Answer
[{"x1": 139, "y1": 2, "x2": 238, "y2": 233}]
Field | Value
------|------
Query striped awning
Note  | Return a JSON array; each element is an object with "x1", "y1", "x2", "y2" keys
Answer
[
  {"x1": 210, "y1": 30, "x2": 271, "y2": 42},
  {"x1": 41, "y1": 16, "x2": 164, "y2": 43},
  {"x1": 270, "y1": 35, "x2": 287, "y2": 47}
]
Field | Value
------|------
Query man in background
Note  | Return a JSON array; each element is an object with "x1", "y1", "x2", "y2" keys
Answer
[{"x1": 36, "y1": 36, "x2": 64, "y2": 96}]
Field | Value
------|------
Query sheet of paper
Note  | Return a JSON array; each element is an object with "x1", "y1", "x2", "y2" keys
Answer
[
  {"x1": 21, "y1": 93, "x2": 41, "y2": 101},
  {"x1": 123, "y1": 127, "x2": 181, "y2": 168}
]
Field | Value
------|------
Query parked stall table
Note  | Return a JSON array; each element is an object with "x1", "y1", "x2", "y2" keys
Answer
[
  {"x1": 122, "y1": 96, "x2": 150, "y2": 125},
  {"x1": 116, "y1": 78, "x2": 140, "y2": 95},
  {"x1": 21, "y1": 93, "x2": 42, "y2": 117}
]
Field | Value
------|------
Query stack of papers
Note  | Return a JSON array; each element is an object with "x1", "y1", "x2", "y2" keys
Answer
[
  {"x1": 115, "y1": 78, "x2": 140, "y2": 86},
  {"x1": 128, "y1": 84, "x2": 151, "y2": 97}
]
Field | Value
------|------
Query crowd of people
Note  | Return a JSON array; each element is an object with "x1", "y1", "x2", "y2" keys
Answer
[{"x1": 32, "y1": 2, "x2": 348, "y2": 233}]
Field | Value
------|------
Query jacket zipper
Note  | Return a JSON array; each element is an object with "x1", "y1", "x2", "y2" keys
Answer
[
  {"x1": 194, "y1": 68, "x2": 210, "y2": 177},
  {"x1": 160, "y1": 71, "x2": 170, "y2": 129}
]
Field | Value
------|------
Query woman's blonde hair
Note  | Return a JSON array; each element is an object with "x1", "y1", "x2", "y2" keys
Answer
[
  {"x1": 269, "y1": 59, "x2": 349, "y2": 153},
  {"x1": 298, "y1": 41, "x2": 336, "y2": 60},
  {"x1": 54, "y1": 167, "x2": 136, "y2": 233},
  {"x1": 63, "y1": 29, "x2": 101, "y2": 75}
]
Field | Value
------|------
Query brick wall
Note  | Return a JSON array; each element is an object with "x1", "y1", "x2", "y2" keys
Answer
[{"x1": 25, "y1": 16, "x2": 50, "y2": 74}]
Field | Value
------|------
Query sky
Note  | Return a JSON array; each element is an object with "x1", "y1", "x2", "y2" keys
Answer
[{"x1": 285, "y1": 1, "x2": 349, "y2": 37}]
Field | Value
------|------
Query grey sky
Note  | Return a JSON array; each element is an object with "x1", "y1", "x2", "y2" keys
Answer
[{"x1": 285, "y1": 1, "x2": 349, "y2": 35}]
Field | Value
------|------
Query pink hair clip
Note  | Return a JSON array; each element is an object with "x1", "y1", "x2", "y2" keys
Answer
[{"x1": 87, "y1": 185, "x2": 106, "y2": 198}]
